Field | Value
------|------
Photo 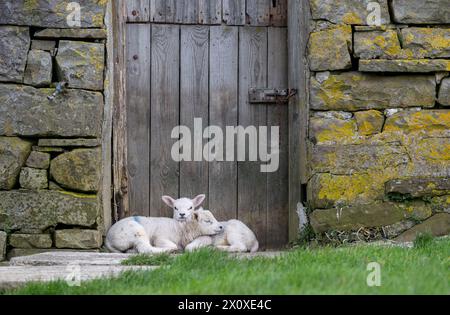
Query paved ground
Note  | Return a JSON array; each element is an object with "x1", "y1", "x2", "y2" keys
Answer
[
  {"x1": 0, "y1": 265, "x2": 157, "y2": 290},
  {"x1": 9, "y1": 252, "x2": 133, "y2": 266},
  {"x1": 0, "y1": 252, "x2": 155, "y2": 290}
]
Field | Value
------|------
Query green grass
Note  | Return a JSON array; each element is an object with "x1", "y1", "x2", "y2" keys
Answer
[
  {"x1": 4, "y1": 238, "x2": 450, "y2": 295},
  {"x1": 121, "y1": 253, "x2": 175, "y2": 266}
]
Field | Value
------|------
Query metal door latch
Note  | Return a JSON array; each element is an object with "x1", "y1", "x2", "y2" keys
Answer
[{"x1": 249, "y1": 88, "x2": 297, "y2": 104}]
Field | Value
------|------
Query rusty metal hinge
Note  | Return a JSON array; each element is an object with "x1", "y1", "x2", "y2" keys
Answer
[{"x1": 249, "y1": 88, "x2": 297, "y2": 105}]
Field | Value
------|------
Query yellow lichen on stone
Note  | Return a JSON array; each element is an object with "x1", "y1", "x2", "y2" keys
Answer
[
  {"x1": 23, "y1": 0, "x2": 39, "y2": 12},
  {"x1": 314, "y1": 121, "x2": 358, "y2": 144},
  {"x1": 56, "y1": 191, "x2": 97, "y2": 200},
  {"x1": 342, "y1": 12, "x2": 363, "y2": 25},
  {"x1": 416, "y1": 138, "x2": 450, "y2": 161},
  {"x1": 315, "y1": 75, "x2": 348, "y2": 108},
  {"x1": 316, "y1": 169, "x2": 399, "y2": 206},
  {"x1": 384, "y1": 111, "x2": 450, "y2": 134},
  {"x1": 355, "y1": 110, "x2": 385, "y2": 136}
]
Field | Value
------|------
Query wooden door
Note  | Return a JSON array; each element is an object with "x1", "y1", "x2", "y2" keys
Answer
[{"x1": 124, "y1": 0, "x2": 288, "y2": 249}]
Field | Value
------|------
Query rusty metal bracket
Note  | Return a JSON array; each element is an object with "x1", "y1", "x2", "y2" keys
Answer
[{"x1": 249, "y1": 88, "x2": 297, "y2": 104}]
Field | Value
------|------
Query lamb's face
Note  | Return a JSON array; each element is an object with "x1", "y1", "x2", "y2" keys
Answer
[
  {"x1": 195, "y1": 209, "x2": 224, "y2": 236},
  {"x1": 172, "y1": 198, "x2": 195, "y2": 221},
  {"x1": 162, "y1": 195, "x2": 206, "y2": 222}
]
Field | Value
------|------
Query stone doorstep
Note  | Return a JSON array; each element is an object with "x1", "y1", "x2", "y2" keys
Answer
[
  {"x1": 9, "y1": 252, "x2": 133, "y2": 267},
  {"x1": 0, "y1": 266, "x2": 157, "y2": 290}
]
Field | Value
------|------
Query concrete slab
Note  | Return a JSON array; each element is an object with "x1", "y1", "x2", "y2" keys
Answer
[
  {"x1": 0, "y1": 265, "x2": 157, "y2": 290},
  {"x1": 10, "y1": 251, "x2": 132, "y2": 266}
]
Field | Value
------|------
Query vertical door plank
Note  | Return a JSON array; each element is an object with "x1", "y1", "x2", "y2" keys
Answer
[
  {"x1": 150, "y1": 0, "x2": 166, "y2": 22},
  {"x1": 288, "y1": 1, "x2": 311, "y2": 241},
  {"x1": 126, "y1": 0, "x2": 150, "y2": 22},
  {"x1": 150, "y1": 25, "x2": 180, "y2": 217},
  {"x1": 198, "y1": 0, "x2": 222, "y2": 25},
  {"x1": 246, "y1": 0, "x2": 271, "y2": 26},
  {"x1": 238, "y1": 27, "x2": 268, "y2": 249},
  {"x1": 126, "y1": 24, "x2": 151, "y2": 217},
  {"x1": 266, "y1": 27, "x2": 289, "y2": 249},
  {"x1": 270, "y1": 0, "x2": 287, "y2": 26},
  {"x1": 209, "y1": 26, "x2": 239, "y2": 221},
  {"x1": 180, "y1": 26, "x2": 210, "y2": 203},
  {"x1": 223, "y1": 0, "x2": 245, "y2": 25},
  {"x1": 165, "y1": 0, "x2": 189, "y2": 24},
  {"x1": 165, "y1": 0, "x2": 177, "y2": 23},
  {"x1": 182, "y1": 0, "x2": 198, "y2": 24}
]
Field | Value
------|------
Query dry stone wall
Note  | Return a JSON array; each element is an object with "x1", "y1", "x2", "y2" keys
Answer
[
  {"x1": 307, "y1": 0, "x2": 450, "y2": 242},
  {"x1": 0, "y1": 0, "x2": 107, "y2": 261}
]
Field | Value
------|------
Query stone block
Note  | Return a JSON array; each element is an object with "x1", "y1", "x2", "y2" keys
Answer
[
  {"x1": 386, "y1": 178, "x2": 450, "y2": 198},
  {"x1": 0, "y1": 137, "x2": 32, "y2": 190},
  {"x1": 9, "y1": 234, "x2": 52, "y2": 249},
  {"x1": 359, "y1": 59, "x2": 450, "y2": 73},
  {"x1": 310, "y1": 201, "x2": 432, "y2": 233},
  {"x1": 50, "y1": 149, "x2": 101, "y2": 193},
  {"x1": 438, "y1": 78, "x2": 450, "y2": 106},
  {"x1": 0, "y1": 190, "x2": 99, "y2": 233},
  {"x1": 26, "y1": 151, "x2": 51, "y2": 170},
  {"x1": 19, "y1": 168, "x2": 48, "y2": 190},
  {"x1": 0, "y1": 84, "x2": 103, "y2": 138},
  {"x1": 0, "y1": 26, "x2": 30, "y2": 83},
  {"x1": 354, "y1": 110, "x2": 384, "y2": 136},
  {"x1": 24, "y1": 50, "x2": 53, "y2": 87},
  {"x1": 35, "y1": 28, "x2": 107, "y2": 39},
  {"x1": 391, "y1": 0, "x2": 450, "y2": 24},
  {"x1": 55, "y1": 230, "x2": 102, "y2": 249},
  {"x1": 0, "y1": 0, "x2": 106, "y2": 28},
  {"x1": 311, "y1": 72, "x2": 436, "y2": 111},
  {"x1": 310, "y1": 0, "x2": 390, "y2": 25},
  {"x1": 56, "y1": 41, "x2": 105, "y2": 91},
  {"x1": 395, "y1": 214, "x2": 450, "y2": 242},
  {"x1": 308, "y1": 25, "x2": 352, "y2": 71}
]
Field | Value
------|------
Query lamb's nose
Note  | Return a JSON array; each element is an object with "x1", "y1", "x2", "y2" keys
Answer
[{"x1": 180, "y1": 213, "x2": 185, "y2": 217}]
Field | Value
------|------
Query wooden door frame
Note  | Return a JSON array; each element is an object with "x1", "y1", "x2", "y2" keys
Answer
[{"x1": 109, "y1": 0, "x2": 310, "y2": 241}]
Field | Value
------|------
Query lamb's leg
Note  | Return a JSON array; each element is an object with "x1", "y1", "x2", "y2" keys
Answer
[
  {"x1": 153, "y1": 239, "x2": 179, "y2": 253},
  {"x1": 185, "y1": 236, "x2": 213, "y2": 252},
  {"x1": 135, "y1": 236, "x2": 167, "y2": 254},
  {"x1": 216, "y1": 244, "x2": 248, "y2": 253}
]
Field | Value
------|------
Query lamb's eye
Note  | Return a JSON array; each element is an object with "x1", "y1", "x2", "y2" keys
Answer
[
  {"x1": 189, "y1": 206, "x2": 193, "y2": 210},
  {"x1": 174, "y1": 207, "x2": 178, "y2": 211},
  {"x1": 205, "y1": 220, "x2": 212, "y2": 224}
]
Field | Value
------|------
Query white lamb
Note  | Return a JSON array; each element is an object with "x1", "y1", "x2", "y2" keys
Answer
[
  {"x1": 105, "y1": 208, "x2": 224, "y2": 254},
  {"x1": 185, "y1": 218, "x2": 259, "y2": 253}
]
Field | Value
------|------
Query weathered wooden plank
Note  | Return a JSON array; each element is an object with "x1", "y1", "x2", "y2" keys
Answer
[
  {"x1": 126, "y1": 24, "x2": 151, "y2": 217},
  {"x1": 102, "y1": 1, "x2": 114, "y2": 233},
  {"x1": 150, "y1": 25, "x2": 180, "y2": 217},
  {"x1": 237, "y1": 27, "x2": 268, "y2": 250},
  {"x1": 164, "y1": 0, "x2": 177, "y2": 23},
  {"x1": 223, "y1": 0, "x2": 246, "y2": 25},
  {"x1": 270, "y1": 0, "x2": 287, "y2": 26},
  {"x1": 198, "y1": 0, "x2": 222, "y2": 25},
  {"x1": 150, "y1": 0, "x2": 166, "y2": 22},
  {"x1": 209, "y1": 26, "x2": 239, "y2": 221},
  {"x1": 112, "y1": 0, "x2": 128, "y2": 222},
  {"x1": 266, "y1": 27, "x2": 289, "y2": 249},
  {"x1": 183, "y1": 0, "x2": 198, "y2": 24},
  {"x1": 288, "y1": 0, "x2": 310, "y2": 241},
  {"x1": 180, "y1": 26, "x2": 210, "y2": 203},
  {"x1": 126, "y1": 0, "x2": 150, "y2": 22},
  {"x1": 246, "y1": 0, "x2": 271, "y2": 26}
]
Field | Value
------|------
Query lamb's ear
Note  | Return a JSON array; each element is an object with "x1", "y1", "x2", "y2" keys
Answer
[
  {"x1": 192, "y1": 194, "x2": 206, "y2": 208},
  {"x1": 193, "y1": 211, "x2": 200, "y2": 221},
  {"x1": 162, "y1": 196, "x2": 176, "y2": 208}
]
